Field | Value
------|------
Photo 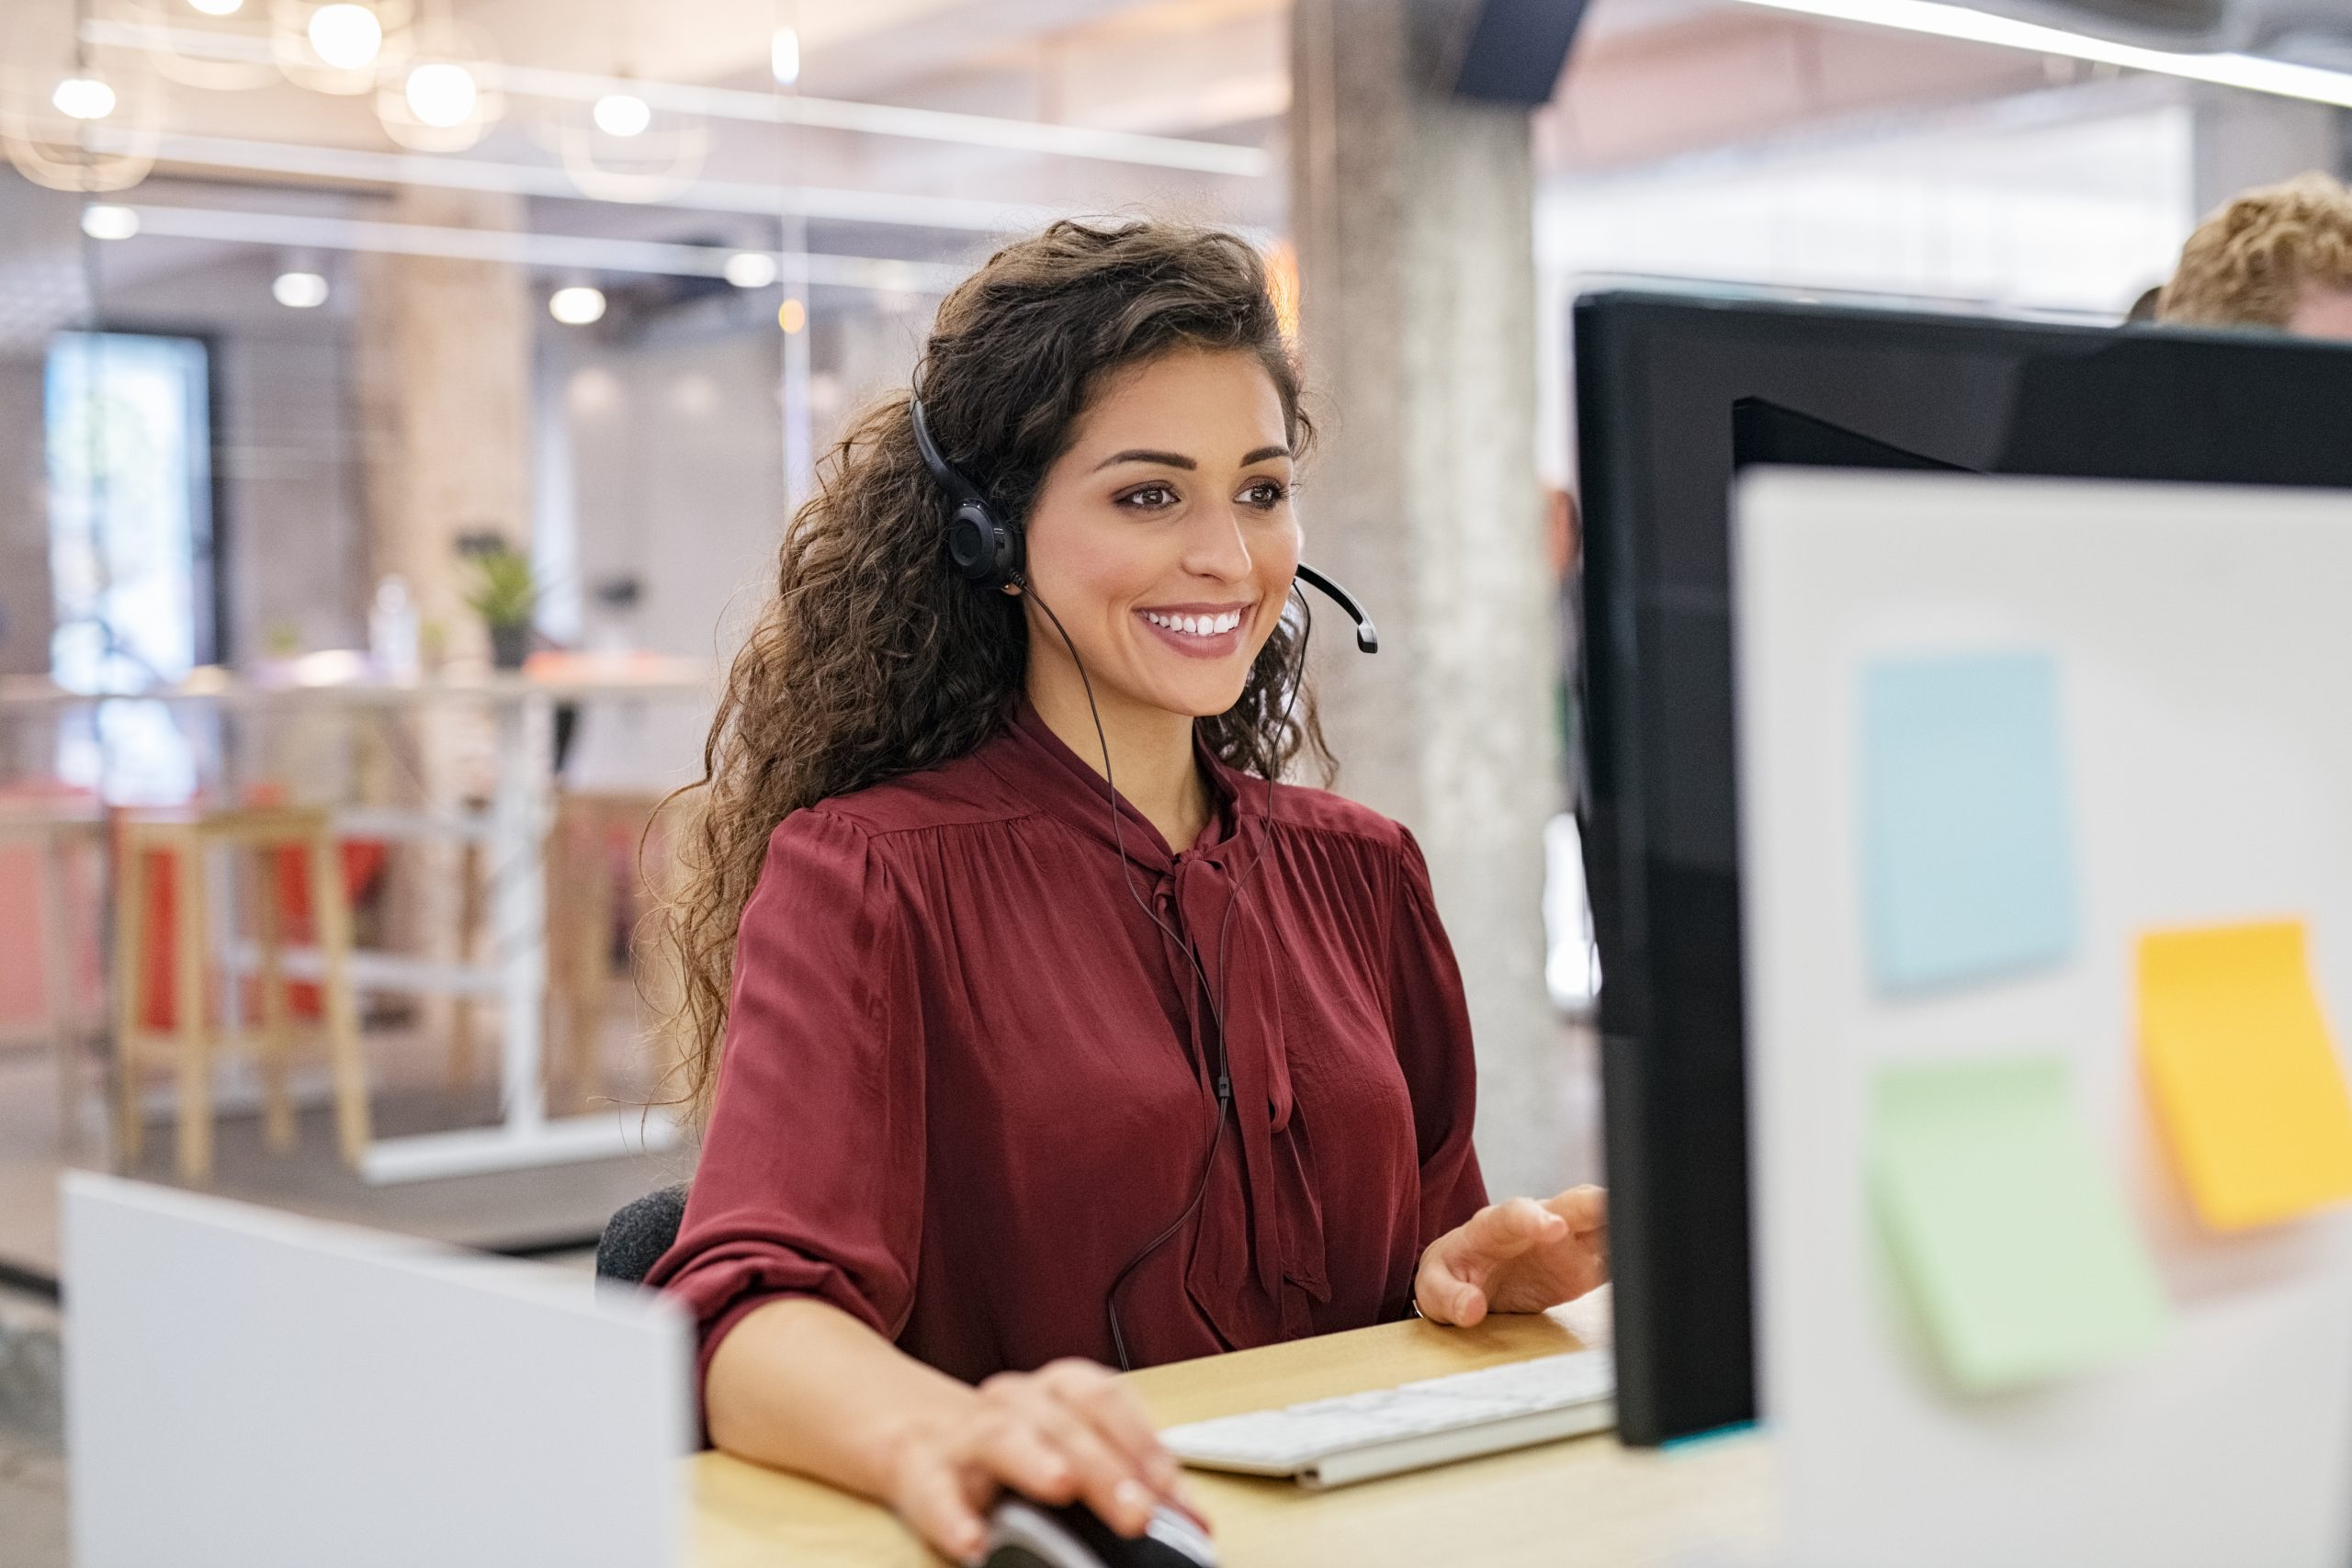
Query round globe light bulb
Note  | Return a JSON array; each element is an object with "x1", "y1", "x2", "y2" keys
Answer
[
  {"x1": 308, "y1": 3, "x2": 384, "y2": 71},
  {"x1": 404, "y1": 62, "x2": 479, "y2": 128},
  {"x1": 52, "y1": 77, "x2": 118, "y2": 121},
  {"x1": 724, "y1": 252, "x2": 778, "y2": 289},
  {"x1": 273, "y1": 271, "x2": 330, "y2": 309},
  {"x1": 593, "y1": 92, "x2": 650, "y2": 138},
  {"x1": 777, "y1": 297, "x2": 808, "y2": 334},
  {"x1": 81, "y1": 205, "x2": 140, "y2": 241},
  {"x1": 549, "y1": 286, "x2": 606, "y2": 326}
]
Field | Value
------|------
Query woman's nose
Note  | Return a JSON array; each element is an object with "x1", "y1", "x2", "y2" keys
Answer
[{"x1": 1183, "y1": 505, "x2": 1254, "y2": 581}]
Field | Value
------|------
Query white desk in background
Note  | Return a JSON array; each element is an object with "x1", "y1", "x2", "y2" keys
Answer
[{"x1": 0, "y1": 659, "x2": 715, "y2": 1182}]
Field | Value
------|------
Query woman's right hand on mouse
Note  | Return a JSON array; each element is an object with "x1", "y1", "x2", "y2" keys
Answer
[{"x1": 887, "y1": 1357, "x2": 1204, "y2": 1564}]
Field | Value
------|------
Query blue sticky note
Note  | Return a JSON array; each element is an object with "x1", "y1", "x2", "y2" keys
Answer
[{"x1": 1859, "y1": 650, "x2": 2075, "y2": 991}]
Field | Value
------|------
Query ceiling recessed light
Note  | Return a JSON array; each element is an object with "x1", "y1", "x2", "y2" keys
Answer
[
  {"x1": 187, "y1": 0, "x2": 245, "y2": 14},
  {"x1": 724, "y1": 252, "x2": 778, "y2": 288},
  {"x1": 771, "y1": 28, "x2": 800, "y2": 86},
  {"x1": 81, "y1": 205, "x2": 140, "y2": 241},
  {"x1": 549, "y1": 285, "x2": 606, "y2": 325},
  {"x1": 273, "y1": 271, "x2": 330, "y2": 309},
  {"x1": 593, "y1": 92, "x2": 651, "y2": 138}
]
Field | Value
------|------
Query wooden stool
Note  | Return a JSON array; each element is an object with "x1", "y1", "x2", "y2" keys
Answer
[
  {"x1": 449, "y1": 833, "x2": 486, "y2": 1091},
  {"x1": 546, "y1": 792, "x2": 670, "y2": 1110},
  {"x1": 113, "y1": 807, "x2": 369, "y2": 1184}
]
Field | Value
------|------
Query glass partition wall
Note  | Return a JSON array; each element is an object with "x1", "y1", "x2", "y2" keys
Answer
[{"x1": 0, "y1": 0, "x2": 1281, "y2": 1222}]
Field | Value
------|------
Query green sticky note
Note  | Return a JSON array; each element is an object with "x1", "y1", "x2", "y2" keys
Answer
[{"x1": 1870, "y1": 1053, "x2": 2168, "y2": 1393}]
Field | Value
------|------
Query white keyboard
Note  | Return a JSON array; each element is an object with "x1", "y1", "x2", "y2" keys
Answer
[{"x1": 1159, "y1": 1349, "x2": 1616, "y2": 1489}]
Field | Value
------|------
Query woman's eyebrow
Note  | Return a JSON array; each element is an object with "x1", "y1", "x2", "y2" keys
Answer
[
  {"x1": 1090, "y1": 444, "x2": 1292, "y2": 473},
  {"x1": 1092, "y1": 448, "x2": 1196, "y2": 472}
]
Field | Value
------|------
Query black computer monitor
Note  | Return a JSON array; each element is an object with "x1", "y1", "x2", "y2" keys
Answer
[{"x1": 1574, "y1": 286, "x2": 2352, "y2": 1446}]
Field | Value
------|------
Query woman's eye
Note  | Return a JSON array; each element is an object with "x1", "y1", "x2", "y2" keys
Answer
[
  {"x1": 1121, "y1": 484, "x2": 1177, "y2": 510},
  {"x1": 1241, "y1": 479, "x2": 1287, "y2": 509}
]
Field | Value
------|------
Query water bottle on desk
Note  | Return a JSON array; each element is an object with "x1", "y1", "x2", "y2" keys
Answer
[{"x1": 369, "y1": 575, "x2": 420, "y2": 682}]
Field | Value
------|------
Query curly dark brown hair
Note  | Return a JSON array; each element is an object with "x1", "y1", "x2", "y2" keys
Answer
[{"x1": 654, "y1": 217, "x2": 1329, "y2": 1120}]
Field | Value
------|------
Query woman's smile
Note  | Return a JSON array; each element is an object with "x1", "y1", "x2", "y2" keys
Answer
[{"x1": 1134, "y1": 600, "x2": 1258, "y2": 660}]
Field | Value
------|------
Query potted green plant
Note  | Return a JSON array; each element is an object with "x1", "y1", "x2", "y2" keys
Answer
[{"x1": 462, "y1": 541, "x2": 538, "y2": 671}]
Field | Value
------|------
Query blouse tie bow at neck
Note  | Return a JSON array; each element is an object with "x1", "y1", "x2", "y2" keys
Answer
[{"x1": 1170, "y1": 846, "x2": 1289, "y2": 1307}]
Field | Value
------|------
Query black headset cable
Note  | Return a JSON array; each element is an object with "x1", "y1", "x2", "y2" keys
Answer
[{"x1": 1020, "y1": 575, "x2": 1315, "y2": 1370}]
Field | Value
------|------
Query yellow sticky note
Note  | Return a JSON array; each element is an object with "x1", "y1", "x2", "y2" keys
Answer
[{"x1": 2139, "y1": 919, "x2": 2352, "y2": 1230}]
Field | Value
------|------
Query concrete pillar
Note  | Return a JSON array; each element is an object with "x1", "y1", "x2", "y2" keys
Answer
[
  {"x1": 356, "y1": 186, "x2": 535, "y2": 658},
  {"x1": 1291, "y1": 0, "x2": 1568, "y2": 1201},
  {"x1": 354, "y1": 188, "x2": 536, "y2": 1031}
]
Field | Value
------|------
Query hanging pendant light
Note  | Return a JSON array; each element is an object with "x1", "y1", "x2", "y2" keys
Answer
[
  {"x1": 550, "y1": 75, "x2": 706, "y2": 205},
  {"x1": 270, "y1": 0, "x2": 410, "y2": 96},
  {"x1": 373, "y1": 1, "x2": 499, "y2": 152},
  {"x1": 0, "y1": 6, "x2": 162, "y2": 193}
]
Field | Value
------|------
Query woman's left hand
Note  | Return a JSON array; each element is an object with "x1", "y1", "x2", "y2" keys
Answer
[{"x1": 1413, "y1": 1187, "x2": 1608, "y2": 1326}]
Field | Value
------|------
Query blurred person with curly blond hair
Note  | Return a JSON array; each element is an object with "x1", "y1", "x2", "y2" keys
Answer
[{"x1": 2158, "y1": 172, "x2": 2352, "y2": 339}]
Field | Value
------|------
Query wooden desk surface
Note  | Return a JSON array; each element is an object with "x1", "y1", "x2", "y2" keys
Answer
[{"x1": 689, "y1": 1313, "x2": 1777, "y2": 1567}]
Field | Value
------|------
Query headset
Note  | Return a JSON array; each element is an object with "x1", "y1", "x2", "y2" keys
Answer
[{"x1": 910, "y1": 393, "x2": 1378, "y2": 1366}]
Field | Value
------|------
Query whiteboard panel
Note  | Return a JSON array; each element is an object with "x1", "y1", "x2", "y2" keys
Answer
[{"x1": 1735, "y1": 468, "x2": 2352, "y2": 1568}]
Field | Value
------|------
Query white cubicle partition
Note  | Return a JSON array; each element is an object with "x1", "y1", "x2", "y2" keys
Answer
[
  {"x1": 1736, "y1": 470, "x2": 2352, "y2": 1568},
  {"x1": 63, "y1": 1172, "x2": 692, "y2": 1568}
]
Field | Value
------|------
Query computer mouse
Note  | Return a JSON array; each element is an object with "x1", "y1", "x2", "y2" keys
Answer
[{"x1": 981, "y1": 1495, "x2": 1218, "y2": 1568}]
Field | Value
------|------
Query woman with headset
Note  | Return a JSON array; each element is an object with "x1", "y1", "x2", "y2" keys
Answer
[{"x1": 647, "y1": 219, "x2": 1608, "y2": 1563}]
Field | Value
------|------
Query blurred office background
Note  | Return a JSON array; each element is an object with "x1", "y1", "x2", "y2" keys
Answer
[{"x1": 0, "y1": 0, "x2": 2346, "y2": 1555}]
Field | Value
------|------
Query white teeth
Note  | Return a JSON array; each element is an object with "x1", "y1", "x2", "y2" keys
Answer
[{"x1": 1143, "y1": 607, "x2": 1250, "y2": 637}]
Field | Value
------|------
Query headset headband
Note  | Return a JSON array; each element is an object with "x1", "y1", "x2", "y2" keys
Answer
[{"x1": 910, "y1": 396, "x2": 990, "y2": 514}]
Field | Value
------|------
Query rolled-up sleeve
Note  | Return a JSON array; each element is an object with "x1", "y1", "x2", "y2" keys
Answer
[
  {"x1": 644, "y1": 807, "x2": 926, "y2": 1407},
  {"x1": 1385, "y1": 827, "x2": 1489, "y2": 1246}
]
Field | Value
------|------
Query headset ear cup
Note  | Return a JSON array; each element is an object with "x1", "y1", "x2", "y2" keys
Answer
[
  {"x1": 944, "y1": 502, "x2": 1023, "y2": 587},
  {"x1": 946, "y1": 505, "x2": 994, "y2": 582}
]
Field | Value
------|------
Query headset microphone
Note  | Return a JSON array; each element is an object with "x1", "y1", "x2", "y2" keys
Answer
[{"x1": 1291, "y1": 563, "x2": 1377, "y2": 653}]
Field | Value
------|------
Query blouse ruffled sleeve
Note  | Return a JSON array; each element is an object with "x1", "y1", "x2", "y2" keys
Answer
[
  {"x1": 1385, "y1": 826, "x2": 1490, "y2": 1245},
  {"x1": 644, "y1": 807, "x2": 927, "y2": 1404}
]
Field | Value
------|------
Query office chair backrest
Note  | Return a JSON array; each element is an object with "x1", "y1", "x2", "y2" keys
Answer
[{"x1": 598, "y1": 1181, "x2": 691, "y2": 1285}]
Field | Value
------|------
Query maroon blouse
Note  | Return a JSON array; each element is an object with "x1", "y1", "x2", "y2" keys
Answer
[{"x1": 648, "y1": 703, "x2": 1487, "y2": 1396}]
